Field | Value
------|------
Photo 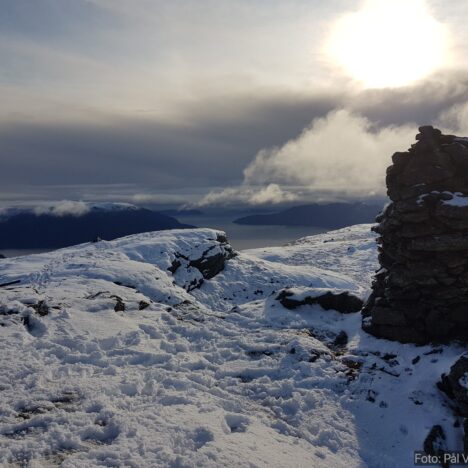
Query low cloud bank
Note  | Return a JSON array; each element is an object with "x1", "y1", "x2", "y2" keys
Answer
[
  {"x1": 438, "y1": 101, "x2": 468, "y2": 135},
  {"x1": 197, "y1": 184, "x2": 298, "y2": 207},
  {"x1": 33, "y1": 201, "x2": 90, "y2": 217},
  {"x1": 197, "y1": 110, "x2": 416, "y2": 206},
  {"x1": 196, "y1": 100, "x2": 468, "y2": 208}
]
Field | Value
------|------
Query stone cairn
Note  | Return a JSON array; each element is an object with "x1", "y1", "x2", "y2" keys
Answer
[{"x1": 363, "y1": 126, "x2": 468, "y2": 344}]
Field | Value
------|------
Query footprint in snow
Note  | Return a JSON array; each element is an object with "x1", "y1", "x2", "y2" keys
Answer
[
  {"x1": 223, "y1": 414, "x2": 250, "y2": 434},
  {"x1": 190, "y1": 427, "x2": 214, "y2": 450},
  {"x1": 81, "y1": 419, "x2": 121, "y2": 445},
  {"x1": 139, "y1": 323, "x2": 163, "y2": 339}
]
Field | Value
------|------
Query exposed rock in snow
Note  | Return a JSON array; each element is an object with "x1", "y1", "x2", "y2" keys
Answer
[
  {"x1": 276, "y1": 288, "x2": 363, "y2": 313},
  {"x1": 166, "y1": 231, "x2": 236, "y2": 291},
  {"x1": 460, "y1": 373, "x2": 468, "y2": 391},
  {"x1": 113, "y1": 296, "x2": 126, "y2": 312},
  {"x1": 0, "y1": 225, "x2": 465, "y2": 466},
  {"x1": 438, "y1": 354, "x2": 468, "y2": 460},
  {"x1": 423, "y1": 425, "x2": 447, "y2": 461},
  {"x1": 439, "y1": 355, "x2": 468, "y2": 417},
  {"x1": 138, "y1": 300, "x2": 150, "y2": 311},
  {"x1": 364, "y1": 126, "x2": 468, "y2": 344},
  {"x1": 183, "y1": 233, "x2": 235, "y2": 284}
]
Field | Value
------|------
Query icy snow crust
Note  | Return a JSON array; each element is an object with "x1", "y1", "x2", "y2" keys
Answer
[
  {"x1": 442, "y1": 192, "x2": 468, "y2": 207},
  {"x1": 0, "y1": 226, "x2": 464, "y2": 467}
]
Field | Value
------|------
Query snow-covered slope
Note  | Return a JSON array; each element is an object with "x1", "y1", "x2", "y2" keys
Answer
[{"x1": 0, "y1": 226, "x2": 463, "y2": 467}]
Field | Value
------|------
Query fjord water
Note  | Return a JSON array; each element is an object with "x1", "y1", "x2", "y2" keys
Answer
[
  {"x1": 179, "y1": 215, "x2": 329, "y2": 250},
  {"x1": 0, "y1": 217, "x2": 329, "y2": 257}
]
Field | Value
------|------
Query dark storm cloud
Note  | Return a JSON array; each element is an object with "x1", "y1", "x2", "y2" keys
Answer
[
  {"x1": 2, "y1": 75, "x2": 468, "y2": 197},
  {"x1": 351, "y1": 73, "x2": 468, "y2": 127},
  {"x1": 0, "y1": 92, "x2": 342, "y2": 192},
  {"x1": 192, "y1": 75, "x2": 468, "y2": 206},
  {"x1": 1, "y1": 0, "x2": 466, "y2": 206}
]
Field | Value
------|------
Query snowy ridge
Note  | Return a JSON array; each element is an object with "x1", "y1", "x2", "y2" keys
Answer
[{"x1": 0, "y1": 225, "x2": 464, "y2": 467}]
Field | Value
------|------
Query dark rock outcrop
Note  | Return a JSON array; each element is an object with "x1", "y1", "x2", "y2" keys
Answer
[
  {"x1": 439, "y1": 355, "x2": 468, "y2": 417},
  {"x1": 138, "y1": 301, "x2": 150, "y2": 311},
  {"x1": 112, "y1": 296, "x2": 126, "y2": 312},
  {"x1": 189, "y1": 251, "x2": 229, "y2": 280},
  {"x1": 167, "y1": 259, "x2": 181, "y2": 274},
  {"x1": 168, "y1": 233, "x2": 236, "y2": 292},
  {"x1": 30, "y1": 300, "x2": 49, "y2": 317},
  {"x1": 363, "y1": 126, "x2": 468, "y2": 344},
  {"x1": 333, "y1": 330, "x2": 348, "y2": 347},
  {"x1": 438, "y1": 355, "x2": 468, "y2": 455},
  {"x1": 423, "y1": 425, "x2": 448, "y2": 466},
  {"x1": 277, "y1": 289, "x2": 363, "y2": 313},
  {"x1": 189, "y1": 233, "x2": 236, "y2": 280}
]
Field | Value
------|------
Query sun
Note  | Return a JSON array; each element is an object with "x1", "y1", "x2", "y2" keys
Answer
[{"x1": 326, "y1": 0, "x2": 448, "y2": 88}]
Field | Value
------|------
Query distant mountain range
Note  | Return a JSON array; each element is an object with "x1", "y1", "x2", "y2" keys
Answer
[
  {"x1": 233, "y1": 203, "x2": 382, "y2": 228},
  {"x1": 0, "y1": 204, "x2": 194, "y2": 249}
]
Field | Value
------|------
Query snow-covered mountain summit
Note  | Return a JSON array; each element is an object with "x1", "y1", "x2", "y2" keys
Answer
[{"x1": 0, "y1": 226, "x2": 463, "y2": 467}]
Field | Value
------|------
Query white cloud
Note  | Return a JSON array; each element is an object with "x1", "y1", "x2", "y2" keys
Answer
[
  {"x1": 34, "y1": 200, "x2": 90, "y2": 217},
  {"x1": 437, "y1": 100, "x2": 468, "y2": 134},
  {"x1": 197, "y1": 184, "x2": 298, "y2": 207},
  {"x1": 249, "y1": 184, "x2": 298, "y2": 205},
  {"x1": 199, "y1": 109, "x2": 416, "y2": 206}
]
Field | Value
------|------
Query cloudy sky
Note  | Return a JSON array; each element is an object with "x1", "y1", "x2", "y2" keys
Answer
[{"x1": 2, "y1": 0, "x2": 468, "y2": 208}]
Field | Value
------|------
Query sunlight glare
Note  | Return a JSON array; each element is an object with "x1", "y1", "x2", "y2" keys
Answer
[{"x1": 327, "y1": 0, "x2": 448, "y2": 88}]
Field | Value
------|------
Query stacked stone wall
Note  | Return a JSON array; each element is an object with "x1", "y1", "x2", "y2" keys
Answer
[{"x1": 363, "y1": 126, "x2": 468, "y2": 343}]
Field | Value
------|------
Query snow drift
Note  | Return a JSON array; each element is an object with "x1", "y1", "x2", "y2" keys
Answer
[{"x1": 0, "y1": 226, "x2": 464, "y2": 467}]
